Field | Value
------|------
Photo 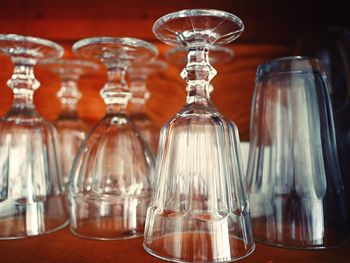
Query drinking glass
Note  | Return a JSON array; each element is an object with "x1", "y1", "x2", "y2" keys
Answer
[
  {"x1": 165, "y1": 46, "x2": 234, "y2": 94},
  {"x1": 144, "y1": 9, "x2": 255, "y2": 262},
  {"x1": 39, "y1": 58, "x2": 99, "y2": 186},
  {"x1": 246, "y1": 56, "x2": 349, "y2": 249},
  {"x1": 69, "y1": 37, "x2": 157, "y2": 240},
  {"x1": 128, "y1": 60, "x2": 167, "y2": 153},
  {"x1": 0, "y1": 34, "x2": 69, "y2": 239},
  {"x1": 295, "y1": 26, "x2": 350, "y2": 217},
  {"x1": 165, "y1": 45, "x2": 253, "y2": 173}
]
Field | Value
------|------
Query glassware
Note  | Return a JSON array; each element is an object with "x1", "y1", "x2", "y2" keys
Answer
[
  {"x1": 69, "y1": 37, "x2": 157, "y2": 240},
  {"x1": 144, "y1": 9, "x2": 255, "y2": 262},
  {"x1": 39, "y1": 58, "x2": 99, "y2": 186},
  {"x1": 295, "y1": 26, "x2": 350, "y2": 215},
  {"x1": 0, "y1": 34, "x2": 69, "y2": 239},
  {"x1": 165, "y1": 46, "x2": 234, "y2": 94},
  {"x1": 128, "y1": 60, "x2": 167, "y2": 153},
  {"x1": 165, "y1": 45, "x2": 252, "y2": 175},
  {"x1": 165, "y1": 45, "x2": 252, "y2": 174},
  {"x1": 246, "y1": 56, "x2": 349, "y2": 249}
]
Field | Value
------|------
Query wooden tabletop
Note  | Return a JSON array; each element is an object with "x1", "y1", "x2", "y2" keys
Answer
[{"x1": 0, "y1": 227, "x2": 349, "y2": 263}]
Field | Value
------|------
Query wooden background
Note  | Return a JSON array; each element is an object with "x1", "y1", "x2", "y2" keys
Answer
[
  {"x1": 1, "y1": 1, "x2": 350, "y2": 262},
  {"x1": 0, "y1": 0, "x2": 348, "y2": 141}
]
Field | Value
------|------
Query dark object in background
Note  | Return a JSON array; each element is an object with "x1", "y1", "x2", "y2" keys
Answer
[{"x1": 295, "y1": 26, "x2": 350, "y2": 214}]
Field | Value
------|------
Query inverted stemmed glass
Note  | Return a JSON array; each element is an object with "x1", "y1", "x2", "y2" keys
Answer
[
  {"x1": 165, "y1": 46, "x2": 234, "y2": 94},
  {"x1": 0, "y1": 34, "x2": 68, "y2": 239},
  {"x1": 128, "y1": 60, "x2": 167, "y2": 153},
  {"x1": 39, "y1": 59, "x2": 99, "y2": 186},
  {"x1": 144, "y1": 9, "x2": 255, "y2": 262},
  {"x1": 69, "y1": 37, "x2": 157, "y2": 240},
  {"x1": 164, "y1": 44, "x2": 253, "y2": 173},
  {"x1": 166, "y1": 46, "x2": 249, "y2": 172}
]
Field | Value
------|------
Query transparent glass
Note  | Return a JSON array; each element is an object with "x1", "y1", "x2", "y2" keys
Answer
[
  {"x1": 144, "y1": 9, "x2": 255, "y2": 262},
  {"x1": 128, "y1": 60, "x2": 167, "y2": 153},
  {"x1": 39, "y1": 58, "x2": 99, "y2": 186},
  {"x1": 246, "y1": 56, "x2": 349, "y2": 249},
  {"x1": 69, "y1": 37, "x2": 157, "y2": 240},
  {"x1": 165, "y1": 46, "x2": 234, "y2": 94},
  {"x1": 0, "y1": 34, "x2": 69, "y2": 239}
]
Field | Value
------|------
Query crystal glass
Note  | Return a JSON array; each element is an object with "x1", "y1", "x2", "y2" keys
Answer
[
  {"x1": 165, "y1": 46, "x2": 234, "y2": 94},
  {"x1": 295, "y1": 26, "x2": 350, "y2": 217},
  {"x1": 39, "y1": 58, "x2": 99, "y2": 186},
  {"x1": 144, "y1": 9, "x2": 255, "y2": 262},
  {"x1": 246, "y1": 56, "x2": 349, "y2": 249},
  {"x1": 128, "y1": 60, "x2": 167, "y2": 153},
  {"x1": 69, "y1": 37, "x2": 157, "y2": 240},
  {"x1": 0, "y1": 34, "x2": 69, "y2": 239}
]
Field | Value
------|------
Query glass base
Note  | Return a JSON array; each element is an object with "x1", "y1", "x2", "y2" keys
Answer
[
  {"x1": 0, "y1": 197, "x2": 68, "y2": 239},
  {"x1": 252, "y1": 218, "x2": 350, "y2": 250},
  {"x1": 70, "y1": 218, "x2": 145, "y2": 240},
  {"x1": 144, "y1": 207, "x2": 255, "y2": 262},
  {"x1": 254, "y1": 238, "x2": 349, "y2": 250},
  {"x1": 70, "y1": 193, "x2": 150, "y2": 240},
  {"x1": 144, "y1": 232, "x2": 255, "y2": 262},
  {"x1": 152, "y1": 9, "x2": 244, "y2": 47}
]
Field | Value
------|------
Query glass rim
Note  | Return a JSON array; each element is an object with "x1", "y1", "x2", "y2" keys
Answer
[
  {"x1": 166, "y1": 45, "x2": 234, "y2": 55},
  {"x1": 72, "y1": 36, "x2": 159, "y2": 57},
  {"x1": 152, "y1": 9, "x2": 244, "y2": 46},
  {"x1": 264, "y1": 55, "x2": 319, "y2": 63},
  {"x1": 39, "y1": 58, "x2": 99, "y2": 71},
  {"x1": 0, "y1": 33, "x2": 64, "y2": 58},
  {"x1": 257, "y1": 56, "x2": 325, "y2": 75},
  {"x1": 165, "y1": 46, "x2": 234, "y2": 65},
  {"x1": 128, "y1": 59, "x2": 168, "y2": 73}
]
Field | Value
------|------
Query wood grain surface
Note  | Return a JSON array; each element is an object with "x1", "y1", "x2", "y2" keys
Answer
[
  {"x1": 0, "y1": 42, "x2": 291, "y2": 141},
  {"x1": 0, "y1": 0, "x2": 348, "y2": 140},
  {"x1": 0, "y1": 1, "x2": 349, "y2": 262},
  {"x1": 0, "y1": 227, "x2": 349, "y2": 263}
]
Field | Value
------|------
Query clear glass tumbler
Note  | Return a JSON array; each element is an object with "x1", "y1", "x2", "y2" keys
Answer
[
  {"x1": 0, "y1": 34, "x2": 68, "y2": 239},
  {"x1": 246, "y1": 56, "x2": 349, "y2": 249},
  {"x1": 144, "y1": 9, "x2": 255, "y2": 262}
]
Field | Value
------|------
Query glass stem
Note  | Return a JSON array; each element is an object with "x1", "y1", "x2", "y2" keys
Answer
[
  {"x1": 57, "y1": 78, "x2": 81, "y2": 119},
  {"x1": 101, "y1": 64, "x2": 131, "y2": 115},
  {"x1": 181, "y1": 47, "x2": 217, "y2": 106},
  {"x1": 130, "y1": 76, "x2": 149, "y2": 114},
  {"x1": 7, "y1": 60, "x2": 40, "y2": 110}
]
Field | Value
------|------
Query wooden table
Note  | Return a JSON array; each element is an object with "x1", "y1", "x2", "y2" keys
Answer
[{"x1": 0, "y1": 227, "x2": 349, "y2": 263}]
